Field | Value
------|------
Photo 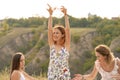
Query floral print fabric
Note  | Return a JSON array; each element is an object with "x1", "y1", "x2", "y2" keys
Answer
[{"x1": 48, "y1": 45, "x2": 71, "y2": 80}]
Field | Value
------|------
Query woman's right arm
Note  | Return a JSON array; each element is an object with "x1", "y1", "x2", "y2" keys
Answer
[
  {"x1": 82, "y1": 65, "x2": 98, "y2": 80},
  {"x1": 72, "y1": 65, "x2": 98, "y2": 80},
  {"x1": 47, "y1": 4, "x2": 54, "y2": 46}
]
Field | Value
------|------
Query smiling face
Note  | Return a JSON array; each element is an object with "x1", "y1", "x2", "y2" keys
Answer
[
  {"x1": 52, "y1": 26, "x2": 65, "y2": 45},
  {"x1": 95, "y1": 44, "x2": 114, "y2": 64},
  {"x1": 53, "y1": 28, "x2": 63, "y2": 41}
]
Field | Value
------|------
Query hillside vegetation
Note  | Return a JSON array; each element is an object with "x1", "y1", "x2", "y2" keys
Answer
[
  {"x1": 0, "y1": 28, "x2": 35, "y2": 48},
  {"x1": 0, "y1": 15, "x2": 120, "y2": 79}
]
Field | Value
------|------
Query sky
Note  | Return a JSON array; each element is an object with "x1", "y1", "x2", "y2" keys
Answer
[{"x1": 0, "y1": 0, "x2": 120, "y2": 19}]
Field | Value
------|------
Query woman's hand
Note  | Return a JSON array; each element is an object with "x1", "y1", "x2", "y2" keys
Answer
[
  {"x1": 47, "y1": 4, "x2": 55, "y2": 15},
  {"x1": 74, "y1": 74, "x2": 82, "y2": 77},
  {"x1": 60, "y1": 6, "x2": 67, "y2": 15},
  {"x1": 72, "y1": 74, "x2": 83, "y2": 80},
  {"x1": 72, "y1": 77, "x2": 81, "y2": 80}
]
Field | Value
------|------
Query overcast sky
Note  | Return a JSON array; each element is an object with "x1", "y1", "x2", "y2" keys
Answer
[{"x1": 0, "y1": 0, "x2": 120, "y2": 19}]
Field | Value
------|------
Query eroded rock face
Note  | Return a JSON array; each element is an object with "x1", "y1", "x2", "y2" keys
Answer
[
  {"x1": 70, "y1": 31, "x2": 97, "y2": 60},
  {"x1": 0, "y1": 33, "x2": 34, "y2": 70}
]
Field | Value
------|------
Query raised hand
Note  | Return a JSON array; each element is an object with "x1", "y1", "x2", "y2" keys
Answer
[
  {"x1": 60, "y1": 6, "x2": 67, "y2": 15},
  {"x1": 47, "y1": 4, "x2": 56, "y2": 15}
]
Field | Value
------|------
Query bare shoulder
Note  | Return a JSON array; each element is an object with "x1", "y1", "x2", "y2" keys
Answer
[
  {"x1": 12, "y1": 70, "x2": 20, "y2": 75},
  {"x1": 11, "y1": 70, "x2": 20, "y2": 80}
]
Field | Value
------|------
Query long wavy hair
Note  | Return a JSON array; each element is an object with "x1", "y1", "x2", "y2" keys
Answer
[
  {"x1": 10, "y1": 52, "x2": 23, "y2": 79},
  {"x1": 95, "y1": 44, "x2": 114, "y2": 64}
]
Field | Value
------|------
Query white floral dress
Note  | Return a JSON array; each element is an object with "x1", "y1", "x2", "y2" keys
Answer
[
  {"x1": 48, "y1": 45, "x2": 71, "y2": 80},
  {"x1": 95, "y1": 58, "x2": 119, "y2": 80}
]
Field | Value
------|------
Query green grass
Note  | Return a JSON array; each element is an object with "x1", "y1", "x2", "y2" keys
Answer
[{"x1": 71, "y1": 27, "x2": 96, "y2": 36}]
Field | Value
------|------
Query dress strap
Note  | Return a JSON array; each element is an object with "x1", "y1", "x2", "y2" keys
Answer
[
  {"x1": 20, "y1": 72, "x2": 25, "y2": 80},
  {"x1": 95, "y1": 60, "x2": 100, "y2": 70},
  {"x1": 113, "y1": 57, "x2": 119, "y2": 70},
  {"x1": 115, "y1": 57, "x2": 120, "y2": 64}
]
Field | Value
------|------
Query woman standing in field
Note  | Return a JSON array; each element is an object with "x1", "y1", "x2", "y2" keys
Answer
[{"x1": 47, "y1": 4, "x2": 71, "y2": 80}]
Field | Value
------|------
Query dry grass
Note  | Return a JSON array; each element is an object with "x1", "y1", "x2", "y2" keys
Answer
[
  {"x1": 0, "y1": 68, "x2": 9, "y2": 80},
  {"x1": 0, "y1": 68, "x2": 47, "y2": 80}
]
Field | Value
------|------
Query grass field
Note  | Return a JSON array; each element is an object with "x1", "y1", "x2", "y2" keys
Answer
[
  {"x1": 0, "y1": 68, "x2": 47, "y2": 80},
  {"x1": 71, "y1": 27, "x2": 95, "y2": 35}
]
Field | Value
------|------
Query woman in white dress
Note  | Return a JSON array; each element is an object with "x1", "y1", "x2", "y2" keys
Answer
[
  {"x1": 47, "y1": 4, "x2": 71, "y2": 80},
  {"x1": 72, "y1": 44, "x2": 120, "y2": 80},
  {"x1": 10, "y1": 52, "x2": 36, "y2": 80}
]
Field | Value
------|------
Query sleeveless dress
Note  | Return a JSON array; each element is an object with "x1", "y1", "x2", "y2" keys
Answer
[
  {"x1": 48, "y1": 45, "x2": 71, "y2": 80},
  {"x1": 95, "y1": 58, "x2": 119, "y2": 80},
  {"x1": 20, "y1": 72, "x2": 25, "y2": 80}
]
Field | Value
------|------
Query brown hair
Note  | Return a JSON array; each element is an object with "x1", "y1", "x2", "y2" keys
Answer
[
  {"x1": 10, "y1": 52, "x2": 23, "y2": 75},
  {"x1": 95, "y1": 44, "x2": 114, "y2": 64},
  {"x1": 53, "y1": 25, "x2": 65, "y2": 45}
]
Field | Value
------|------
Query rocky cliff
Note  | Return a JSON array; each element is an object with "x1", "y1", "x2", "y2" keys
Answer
[{"x1": 0, "y1": 32, "x2": 34, "y2": 70}]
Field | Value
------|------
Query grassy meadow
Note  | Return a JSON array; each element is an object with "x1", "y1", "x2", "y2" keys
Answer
[{"x1": 71, "y1": 27, "x2": 95, "y2": 35}]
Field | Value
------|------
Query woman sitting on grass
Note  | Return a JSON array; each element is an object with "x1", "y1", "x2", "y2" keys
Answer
[{"x1": 10, "y1": 52, "x2": 36, "y2": 80}]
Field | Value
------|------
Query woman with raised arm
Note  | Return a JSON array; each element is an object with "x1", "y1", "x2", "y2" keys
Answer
[
  {"x1": 47, "y1": 4, "x2": 71, "y2": 80},
  {"x1": 10, "y1": 52, "x2": 36, "y2": 80}
]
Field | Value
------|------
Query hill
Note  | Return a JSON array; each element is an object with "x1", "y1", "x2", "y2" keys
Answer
[{"x1": 0, "y1": 27, "x2": 120, "y2": 79}]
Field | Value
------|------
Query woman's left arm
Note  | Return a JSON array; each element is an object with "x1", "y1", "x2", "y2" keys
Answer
[{"x1": 61, "y1": 6, "x2": 70, "y2": 51}]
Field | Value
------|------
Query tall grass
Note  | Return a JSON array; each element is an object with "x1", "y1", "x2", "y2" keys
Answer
[
  {"x1": 0, "y1": 68, "x2": 47, "y2": 80},
  {"x1": 0, "y1": 68, "x2": 9, "y2": 80}
]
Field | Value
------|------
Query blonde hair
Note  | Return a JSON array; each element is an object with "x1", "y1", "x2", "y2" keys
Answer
[
  {"x1": 16, "y1": 52, "x2": 23, "y2": 55},
  {"x1": 53, "y1": 24, "x2": 64, "y2": 29},
  {"x1": 95, "y1": 44, "x2": 114, "y2": 64}
]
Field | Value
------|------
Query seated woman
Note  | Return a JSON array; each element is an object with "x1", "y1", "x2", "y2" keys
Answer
[
  {"x1": 10, "y1": 52, "x2": 36, "y2": 80},
  {"x1": 72, "y1": 44, "x2": 120, "y2": 80}
]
